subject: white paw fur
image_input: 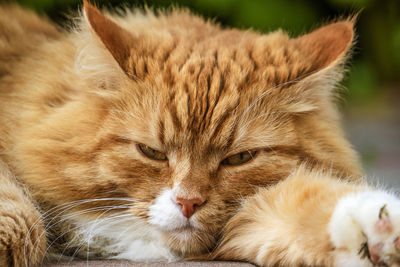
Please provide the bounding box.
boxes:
[329,191,400,267]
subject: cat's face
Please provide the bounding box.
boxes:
[53,33,301,254]
[15,2,360,257]
[87,49,302,253]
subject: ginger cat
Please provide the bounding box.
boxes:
[0,1,399,266]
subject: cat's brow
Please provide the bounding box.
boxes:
[239,70,317,122]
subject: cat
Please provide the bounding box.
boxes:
[0,1,399,266]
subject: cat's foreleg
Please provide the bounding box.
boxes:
[214,166,400,266]
[0,160,46,267]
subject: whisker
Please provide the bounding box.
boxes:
[110,217,148,246]
[26,198,136,264]
[69,214,144,261]
[58,212,134,263]
[239,70,318,122]
[239,110,291,132]
[83,206,136,262]
[41,206,135,264]
[33,202,135,251]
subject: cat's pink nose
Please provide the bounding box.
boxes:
[175,197,204,218]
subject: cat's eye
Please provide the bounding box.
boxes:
[137,144,167,161]
[221,151,257,166]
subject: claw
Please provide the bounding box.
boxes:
[359,242,387,266]
[376,204,393,233]
[379,204,389,220]
[359,242,371,260]
[395,237,400,252]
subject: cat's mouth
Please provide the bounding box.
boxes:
[165,220,199,233]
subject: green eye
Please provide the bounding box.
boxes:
[137,144,167,161]
[221,151,257,166]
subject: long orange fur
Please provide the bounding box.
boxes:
[0,2,366,266]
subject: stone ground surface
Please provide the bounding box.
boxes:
[44,261,256,267]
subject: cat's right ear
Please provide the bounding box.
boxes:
[83,0,135,75]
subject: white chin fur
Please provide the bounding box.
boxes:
[148,189,199,232]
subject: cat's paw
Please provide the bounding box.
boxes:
[0,204,46,267]
[329,191,400,267]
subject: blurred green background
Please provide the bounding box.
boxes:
[6,0,400,107]
[2,0,400,187]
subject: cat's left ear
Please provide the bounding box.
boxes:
[293,19,355,73]
[83,0,135,75]
[279,19,356,113]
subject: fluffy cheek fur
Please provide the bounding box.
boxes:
[13,126,167,215]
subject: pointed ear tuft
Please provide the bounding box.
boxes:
[83,0,135,74]
[294,20,355,72]
[275,20,356,114]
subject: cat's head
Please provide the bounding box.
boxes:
[18,1,361,257]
